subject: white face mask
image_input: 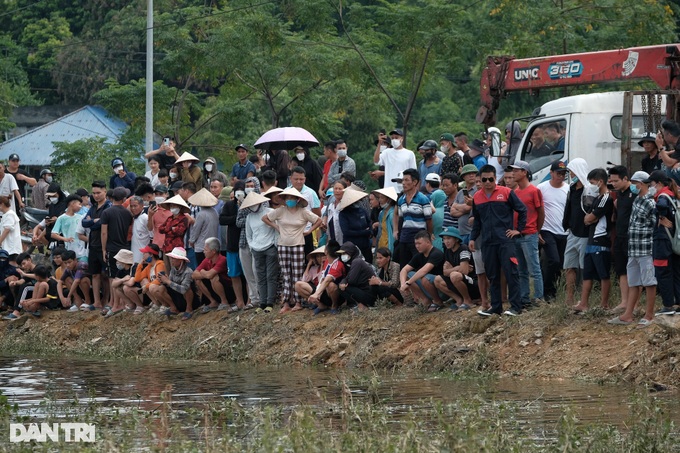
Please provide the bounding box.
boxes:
[113,165,123,174]
[340,254,350,263]
[381,202,389,209]
[49,197,58,204]
[296,152,305,161]
[170,207,180,215]
[204,164,213,172]
[169,172,178,179]
[440,145,449,153]
[116,263,126,270]
[245,187,254,195]
[155,196,166,204]
[648,186,658,197]
[391,139,401,148]
[337,149,347,158]
[249,205,261,213]
[235,190,245,201]
[45,176,53,183]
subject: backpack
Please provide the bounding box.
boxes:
[659,193,680,254]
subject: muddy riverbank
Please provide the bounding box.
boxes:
[1,303,678,388]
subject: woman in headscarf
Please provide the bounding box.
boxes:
[202,156,229,188]
[430,189,447,251]
[338,188,372,262]
[176,152,204,189]
[336,241,374,311]
[291,146,323,195]
[322,180,347,245]
[372,187,397,254]
[236,176,263,309]
[262,187,322,313]
[158,195,190,270]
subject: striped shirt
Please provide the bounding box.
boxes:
[398,191,432,242]
[443,196,458,229]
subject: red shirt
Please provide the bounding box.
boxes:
[323,258,345,281]
[158,215,188,253]
[514,185,543,234]
[321,159,333,191]
[196,254,228,279]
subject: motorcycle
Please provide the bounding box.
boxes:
[21,206,49,245]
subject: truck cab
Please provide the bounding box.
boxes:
[515,91,662,184]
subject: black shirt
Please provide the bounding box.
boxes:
[588,193,614,248]
[641,154,662,174]
[408,247,445,276]
[100,205,133,252]
[444,244,475,276]
[562,184,589,238]
[614,187,635,238]
[8,169,30,198]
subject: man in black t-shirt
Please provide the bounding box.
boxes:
[607,166,635,313]
[434,226,479,310]
[399,230,445,311]
[100,187,133,279]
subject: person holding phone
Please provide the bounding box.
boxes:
[145,136,179,171]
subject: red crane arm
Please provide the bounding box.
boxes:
[477,44,680,126]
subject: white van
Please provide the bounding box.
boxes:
[510,91,664,183]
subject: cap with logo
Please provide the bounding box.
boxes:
[8,154,19,161]
[637,132,657,146]
[506,160,531,172]
[550,161,568,172]
[389,128,404,137]
[440,133,455,142]
[391,171,404,183]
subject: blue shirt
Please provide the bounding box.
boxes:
[231,161,256,181]
[418,159,443,188]
[398,191,432,243]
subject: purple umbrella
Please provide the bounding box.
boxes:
[254,127,319,150]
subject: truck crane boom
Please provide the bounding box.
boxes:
[477,44,680,127]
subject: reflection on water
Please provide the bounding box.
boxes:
[0,355,674,428]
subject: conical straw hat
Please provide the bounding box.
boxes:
[188,188,218,207]
[337,188,368,211]
[279,187,308,208]
[240,192,268,210]
[372,186,398,203]
[160,194,190,211]
[175,152,200,164]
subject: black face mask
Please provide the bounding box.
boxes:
[425,152,434,159]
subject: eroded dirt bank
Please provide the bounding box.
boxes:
[2,304,679,387]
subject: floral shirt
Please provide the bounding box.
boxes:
[159,215,188,253]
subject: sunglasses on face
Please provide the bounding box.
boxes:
[481,177,495,183]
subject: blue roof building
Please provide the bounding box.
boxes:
[0,105,128,166]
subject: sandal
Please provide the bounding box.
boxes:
[133,307,145,315]
[243,303,255,311]
[228,305,240,313]
[201,305,216,314]
[104,309,123,318]
[181,312,192,321]
[636,318,653,329]
[264,306,273,313]
[428,303,443,313]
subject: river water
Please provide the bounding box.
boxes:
[0,355,675,431]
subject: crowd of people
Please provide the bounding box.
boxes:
[1,118,680,327]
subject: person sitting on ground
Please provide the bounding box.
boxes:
[400,230,446,312]
[303,240,344,315]
[127,244,165,311]
[3,252,37,320]
[338,188,373,262]
[336,241,374,311]
[149,246,195,320]
[369,247,403,306]
[58,250,93,312]
[16,265,60,317]
[104,249,136,317]
[434,226,479,310]
[192,237,235,313]
[296,246,326,308]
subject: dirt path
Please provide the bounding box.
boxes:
[2,304,679,387]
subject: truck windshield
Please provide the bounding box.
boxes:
[521,119,567,174]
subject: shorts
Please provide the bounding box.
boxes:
[88,247,106,274]
[563,233,588,270]
[407,271,441,301]
[306,282,332,306]
[41,298,61,310]
[613,236,629,276]
[583,248,611,281]
[227,252,243,277]
[472,249,485,274]
[445,273,481,299]
[626,256,657,287]
[106,252,119,279]
[167,284,194,312]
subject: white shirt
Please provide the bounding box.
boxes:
[0,209,22,255]
[537,180,569,235]
[0,174,19,212]
[131,213,153,263]
[296,185,321,232]
[145,170,160,188]
[378,147,417,191]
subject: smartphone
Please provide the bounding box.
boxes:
[462,189,469,197]
[163,137,170,146]
[149,200,156,209]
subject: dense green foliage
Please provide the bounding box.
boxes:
[1,0,679,183]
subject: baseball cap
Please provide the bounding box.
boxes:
[637,132,657,146]
[630,171,650,183]
[550,161,568,172]
[425,173,441,183]
[75,188,89,197]
[643,170,669,184]
[170,181,184,192]
[389,128,404,137]
[440,133,455,142]
[506,160,531,172]
[111,158,124,167]
[391,171,404,183]
[235,144,249,152]
[154,184,169,193]
[8,154,19,161]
